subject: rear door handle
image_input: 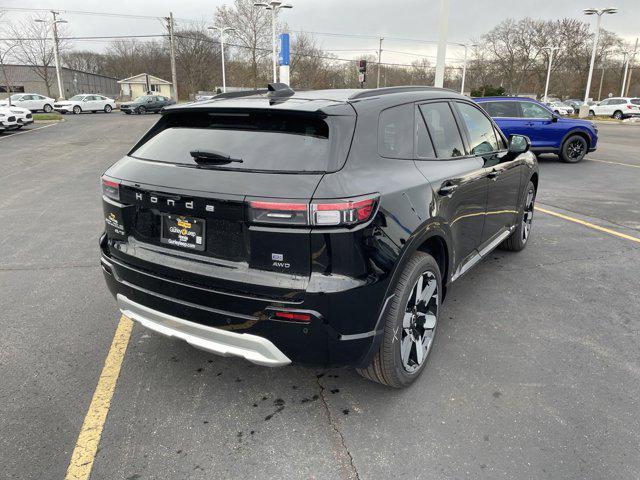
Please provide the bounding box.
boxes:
[486,169,501,180]
[438,182,458,196]
[524,122,535,126]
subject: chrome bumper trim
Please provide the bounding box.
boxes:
[117,294,291,367]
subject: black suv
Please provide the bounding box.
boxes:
[100,85,538,388]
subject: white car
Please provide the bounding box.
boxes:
[0,93,56,112]
[54,94,116,114]
[0,107,19,132]
[546,102,574,116]
[7,106,34,129]
[589,97,640,119]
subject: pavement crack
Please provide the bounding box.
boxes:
[315,374,360,480]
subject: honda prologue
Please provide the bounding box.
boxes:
[100,85,538,387]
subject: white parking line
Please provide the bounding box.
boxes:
[0,123,57,140]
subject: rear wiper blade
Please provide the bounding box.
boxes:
[189,150,243,164]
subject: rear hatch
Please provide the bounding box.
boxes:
[102,106,356,297]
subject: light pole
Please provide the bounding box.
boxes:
[35,12,67,100]
[581,7,617,116]
[542,46,560,103]
[208,26,235,93]
[459,43,477,95]
[434,0,450,88]
[376,37,384,88]
[620,49,630,97]
[253,1,293,83]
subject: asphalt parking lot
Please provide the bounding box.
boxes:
[1,114,639,480]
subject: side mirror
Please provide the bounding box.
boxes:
[551,114,559,123]
[508,134,530,154]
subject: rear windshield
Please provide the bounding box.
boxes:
[131,110,355,173]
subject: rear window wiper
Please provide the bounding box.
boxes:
[189,150,243,164]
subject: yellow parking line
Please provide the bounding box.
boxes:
[587,159,640,169]
[65,315,133,480]
[536,207,640,245]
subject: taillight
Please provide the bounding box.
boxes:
[248,194,378,227]
[311,198,376,226]
[101,176,120,201]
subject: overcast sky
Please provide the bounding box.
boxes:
[2,0,638,65]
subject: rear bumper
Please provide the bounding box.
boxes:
[118,294,291,366]
[100,235,390,367]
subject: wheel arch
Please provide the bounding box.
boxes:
[561,128,591,150]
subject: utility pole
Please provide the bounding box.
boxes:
[168,12,178,100]
[434,0,450,88]
[376,37,383,88]
[51,11,65,100]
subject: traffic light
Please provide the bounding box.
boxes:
[358,60,367,73]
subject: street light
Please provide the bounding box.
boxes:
[542,46,560,103]
[581,7,617,116]
[35,12,67,100]
[254,1,293,83]
[620,49,630,97]
[459,42,477,95]
[208,26,235,93]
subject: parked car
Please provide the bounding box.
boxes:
[5,106,34,129]
[564,99,583,110]
[588,97,640,119]
[120,95,175,114]
[100,85,539,388]
[0,93,55,112]
[475,96,597,163]
[546,101,574,115]
[0,107,18,132]
[54,94,116,114]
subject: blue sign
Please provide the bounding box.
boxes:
[279,33,290,66]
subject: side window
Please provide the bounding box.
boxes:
[378,103,414,159]
[418,102,465,159]
[456,102,499,155]
[415,107,435,158]
[480,101,519,118]
[520,101,551,119]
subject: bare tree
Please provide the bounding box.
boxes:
[174,25,221,95]
[215,0,273,88]
[8,14,68,97]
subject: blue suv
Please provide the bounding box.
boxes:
[474,97,598,163]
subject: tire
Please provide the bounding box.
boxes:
[43,104,53,113]
[560,134,588,163]
[104,104,112,113]
[499,180,536,252]
[588,110,595,117]
[124,111,131,115]
[137,106,145,115]
[357,252,441,388]
[613,110,623,120]
[73,105,81,115]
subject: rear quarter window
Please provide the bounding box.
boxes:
[378,103,414,159]
[131,110,355,173]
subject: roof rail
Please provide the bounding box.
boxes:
[348,86,456,100]
[213,89,268,99]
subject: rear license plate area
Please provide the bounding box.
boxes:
[161,214,205,251]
